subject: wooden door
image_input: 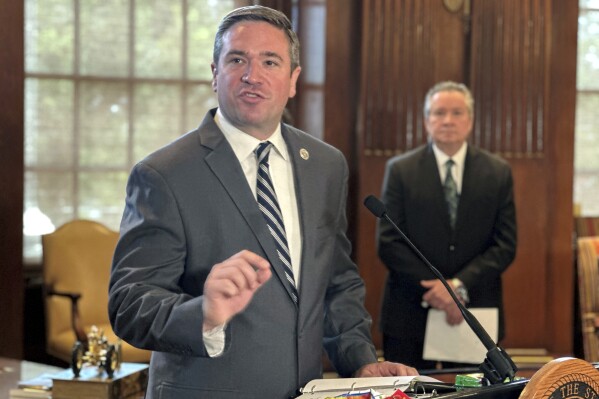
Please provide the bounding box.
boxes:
[352,0,577,355]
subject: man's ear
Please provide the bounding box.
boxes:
[211,63,217,92]
[288,66,302,98]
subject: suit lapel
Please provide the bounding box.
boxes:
[199,113,298,304]
[198,115,290,299]
[456,146,478,230]
[280,127,319,304]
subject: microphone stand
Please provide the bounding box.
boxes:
[364,195,518,384]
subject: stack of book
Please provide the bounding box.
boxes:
[10,363,148,399]
[506,348,555,368]
[9,387,51,399]
[9,371,53,399]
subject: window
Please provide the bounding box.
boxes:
[24,0,250,263]
[576,0,599,216]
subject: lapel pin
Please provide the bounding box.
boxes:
[300,148,309,160]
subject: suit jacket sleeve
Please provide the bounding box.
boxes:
[321,154,378,376]
[108,161,210,357]
[377,156,436,293]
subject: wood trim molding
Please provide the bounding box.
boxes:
[0,0,24,358]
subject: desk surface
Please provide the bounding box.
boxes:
[0,357,546,399]
[0,358,145,399]
[425,366,540,383]
[0,357,64,399]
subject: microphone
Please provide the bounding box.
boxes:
[364,195,517,384]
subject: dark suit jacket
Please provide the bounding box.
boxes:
[108,109,378,399]
[377,143,517,361]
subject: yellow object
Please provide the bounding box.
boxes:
[42,220,151,364]
[577,236,599,363]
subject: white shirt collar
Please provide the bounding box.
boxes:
[214,108,288,162]
[432,142,468,169]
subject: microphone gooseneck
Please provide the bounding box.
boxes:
[363,195,517,384]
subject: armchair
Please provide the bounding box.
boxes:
[577,236,599,362]
[42,220,150,364]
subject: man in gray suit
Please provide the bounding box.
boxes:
[108,5,416,399]
[377,81,517,370]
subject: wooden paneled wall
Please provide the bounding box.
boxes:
[331,0,577,355]
[0,0,24,359]
[360,0,465,155]
[469,0,549,156]
[0,0,579,360]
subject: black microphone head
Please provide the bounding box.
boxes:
[364,195,387,218]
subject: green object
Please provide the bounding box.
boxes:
[455,373,485,389]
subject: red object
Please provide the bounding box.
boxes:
[385,389,412,399]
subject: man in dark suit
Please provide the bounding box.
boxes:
[108,5,416,399]
[377,81,517,370]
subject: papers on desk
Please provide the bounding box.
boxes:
[9,388,51,399]
[7,361,65,399]
[423,308,498,364]
[296,375,441,398]
[10,363,148,399]
[9,372,54,398]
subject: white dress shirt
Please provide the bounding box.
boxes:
[432,142,468,291]
[432,142,467,194]
[203,109,303,356]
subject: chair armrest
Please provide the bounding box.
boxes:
[46,287,87,343]
[47,288,81,301]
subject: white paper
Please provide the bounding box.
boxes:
[296,375,441,398]
[423,308,498,364]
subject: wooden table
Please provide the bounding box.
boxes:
[0,357,64,398]
[425,365,540,383]
[0,358,146,398]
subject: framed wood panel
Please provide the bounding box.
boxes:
[351,0,576,355]
[0,0,24,359]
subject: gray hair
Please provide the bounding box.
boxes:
[213,5,301,73]
[424,81,474,117]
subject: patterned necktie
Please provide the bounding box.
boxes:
[255,142,298,303]
[444,159,459,229]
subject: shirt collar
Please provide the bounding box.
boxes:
[215,108,288,162]
[432,142,467,169]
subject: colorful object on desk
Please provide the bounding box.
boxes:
[325,389,382,398]
[71,325,121,378]
[455,373,486,389]
[455,371,528,390]
[386,388,412,399]
[324,388,412,399]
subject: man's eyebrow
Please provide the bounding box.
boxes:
[225,49,284,62]
[261,51,284,61]
[225,49,247,57]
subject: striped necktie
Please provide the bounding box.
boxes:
[444,159,459,229]
[255,141,298,303]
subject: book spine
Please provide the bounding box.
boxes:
[52,381,109,399]
[111,369,149,398]
[52,369,148,399]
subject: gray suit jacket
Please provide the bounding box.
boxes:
[108,109,377,399]
[377,144,517,361]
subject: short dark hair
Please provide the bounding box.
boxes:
[424,81,474,117]
[213,5,300,72]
